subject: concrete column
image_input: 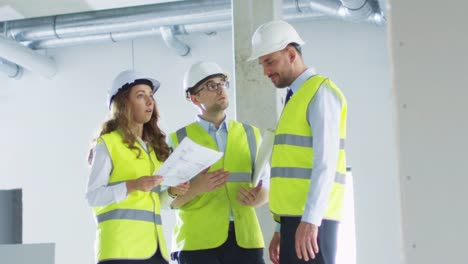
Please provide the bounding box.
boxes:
[232,0,283,131]
[232,1,282,262]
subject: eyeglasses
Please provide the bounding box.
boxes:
[192,81,229,95]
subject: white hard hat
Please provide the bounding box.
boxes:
[248,20,305,61]
[183,61,228,94]
[108,70,160,109]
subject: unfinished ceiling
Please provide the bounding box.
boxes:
[0,0,386,79]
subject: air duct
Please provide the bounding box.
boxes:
[6,0,232,42]
[23,21,232,50]
[2,0,384,51]
[0,35,56,79]
[309,0,385,25]
[14,0,325,50]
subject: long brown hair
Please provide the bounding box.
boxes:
[93,81,171,162]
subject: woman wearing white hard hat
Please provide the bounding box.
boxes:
[86,70,189,264]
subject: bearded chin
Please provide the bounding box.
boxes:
[274,80,289,88]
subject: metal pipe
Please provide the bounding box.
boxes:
[22,11,321,50]
[309,0,385,25]
[7,0,232,42]
[0,35,56,79]
[4,0,384,52]
[24,21,231,50]
[0,57,23,79]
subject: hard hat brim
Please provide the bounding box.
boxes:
[247,40,305,61]
[186,73,228,93]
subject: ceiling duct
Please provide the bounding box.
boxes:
[0,0,384,79]
[309,0,385,25]
[2,0,384,51]
[0,35,56,79]
[6,0,232,42]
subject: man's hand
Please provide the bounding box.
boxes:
[126,175,163,193]
[169,181,190,196]
[269,231,280,264]
[191,168,230,194]
[295,221,319,261]
[170,168,229,208]
[237,180,263,206]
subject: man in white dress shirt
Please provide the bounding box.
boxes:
[249,20,348,264]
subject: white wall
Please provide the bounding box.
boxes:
[390,0,468,263]
[0,19,400,264]
[0,31,235,264]
[293,20,401,264]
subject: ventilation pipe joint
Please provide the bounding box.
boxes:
[160,26,190,57]
[309,0,385,26]
[0,57,23,79]
[0,35,57,79]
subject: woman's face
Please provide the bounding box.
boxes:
[127,84,154,125]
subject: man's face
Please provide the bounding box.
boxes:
[258,48,295,88]
[190,76,229,113]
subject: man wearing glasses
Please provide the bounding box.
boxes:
[168,61,269,264]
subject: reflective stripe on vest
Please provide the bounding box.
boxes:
[97,209,162,224]
[274,134,346,149]
[242,123,257,172]
[109,181,161,194]
[170,121,265,251]
[271,167,346,184]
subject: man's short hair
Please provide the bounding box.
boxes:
[289,43,302,56]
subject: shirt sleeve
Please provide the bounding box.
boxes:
[159,185,177,209]
[85,142,128,207]
[258,162,271,189]
[301,82,342,225]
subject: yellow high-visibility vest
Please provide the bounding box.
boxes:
[169,121,264,251]
[93,130,169,261]
[270,75,347,221]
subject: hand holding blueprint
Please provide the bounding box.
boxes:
[156,137,223,186]
[252,128,275,186]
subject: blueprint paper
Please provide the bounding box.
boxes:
[156,137,223,186]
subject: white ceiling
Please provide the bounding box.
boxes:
[0,0,181,21]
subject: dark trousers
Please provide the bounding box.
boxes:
[280,217,338,264]
[98,249,168,264]
[173,222,265,264]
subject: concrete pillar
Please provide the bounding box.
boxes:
[232,0,283,131]
[232,1,283,261]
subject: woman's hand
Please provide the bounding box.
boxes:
[126,175,163,193]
